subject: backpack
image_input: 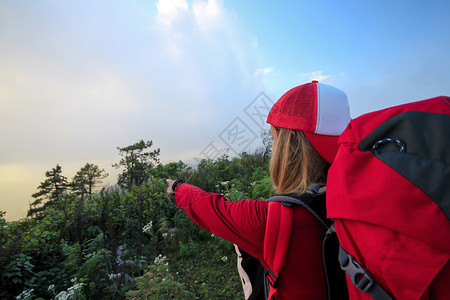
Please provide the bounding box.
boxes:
[236,187,349,300]
[235,245,267,300]
[327,96,450,299]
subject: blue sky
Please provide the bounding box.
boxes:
[1,0,449,220]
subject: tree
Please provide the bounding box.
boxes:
[150,161,189,180]
[28,164,68,217]
[113,140,160,190]
[71,163,108,199]
[256,129,272,160]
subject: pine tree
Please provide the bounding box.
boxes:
[28,164,68,217]
[113,140,160,191]
[71,163,108,199]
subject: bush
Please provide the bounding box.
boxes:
[126,255,194,300]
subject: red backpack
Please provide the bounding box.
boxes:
[264,189,348,300]
[327,96,450,299]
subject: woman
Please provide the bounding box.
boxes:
[167,81,350,299]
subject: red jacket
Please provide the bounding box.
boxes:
[175,183,328,299]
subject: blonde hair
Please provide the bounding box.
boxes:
[270,127,329,194]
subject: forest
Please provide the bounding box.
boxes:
[1,135,274,299]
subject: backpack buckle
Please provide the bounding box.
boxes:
[326,223,336,236]
[266,269,279,289]
[338,247,374,293]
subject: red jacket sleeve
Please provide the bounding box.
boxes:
[174,183,268,260]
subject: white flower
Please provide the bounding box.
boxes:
[108,273,121,280]
[154,254,166,264]
[54,282,83,300]
[55,291,68,300]
[142,221,153,233]
[221,256,228,262]
[16,289,34,300]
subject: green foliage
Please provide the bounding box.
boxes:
[29,164,68,218]
[71,163,108,198]
[188,152,271,199]
[2,138,273,299]
[126,255,194,300]
[150,161,190,180]
[77,250,111,298]
[4,253,34,286]
[171,235,242,299]
[61,241,82,277]
[0,210,6,232]
[113,140,160,191]
[252,175,275,199]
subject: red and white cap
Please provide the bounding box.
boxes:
[267,81,351,163]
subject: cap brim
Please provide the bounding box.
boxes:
[304,132,340,164]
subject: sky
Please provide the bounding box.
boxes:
[1,0,449,221]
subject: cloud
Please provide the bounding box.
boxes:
[254,67,273,78]
[193,0,222,29]
[148,0,264,136]
[156,0,189,26]
[0,0,265,220]
[0,0,264,162]
[298,70,331,83]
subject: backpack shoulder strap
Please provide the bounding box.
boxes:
[263,189,326,299]
[263,201,293,299]
[337,241,393,300]
[268,195,328,229]
[268,186,328,228]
